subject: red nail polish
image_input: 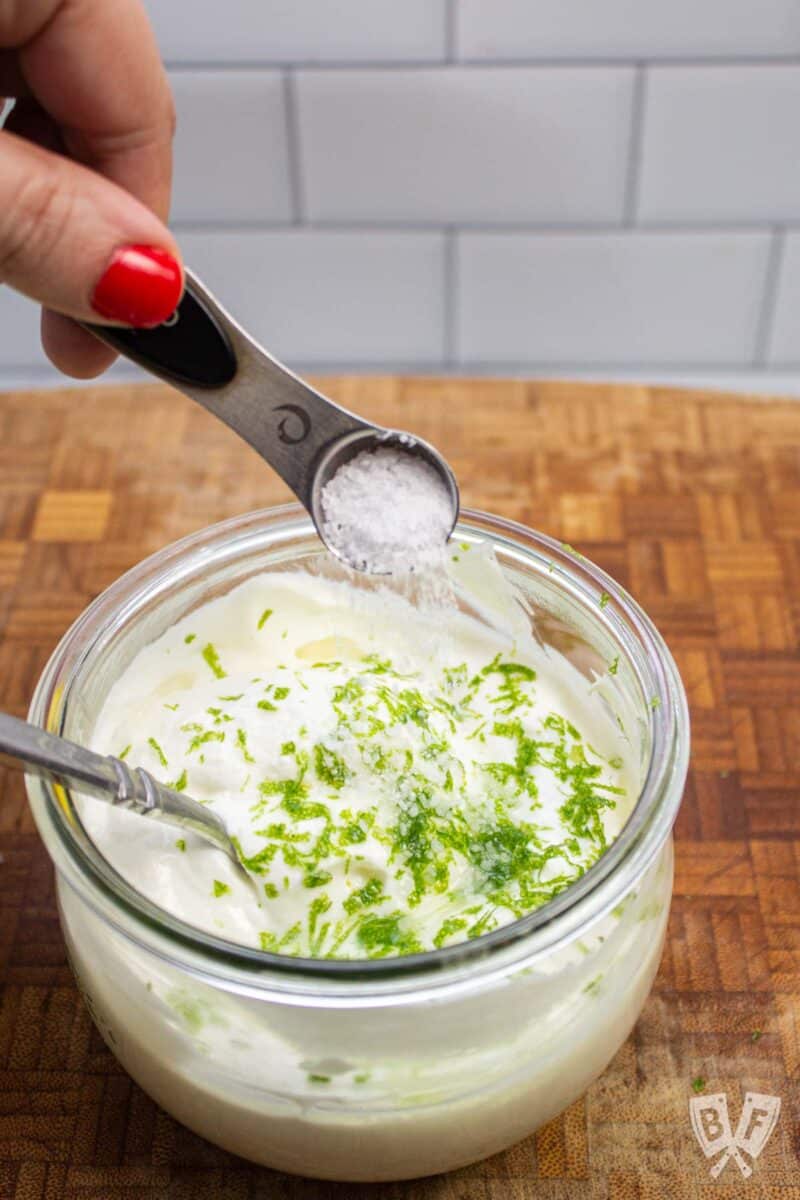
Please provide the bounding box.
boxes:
[91,244,182,327]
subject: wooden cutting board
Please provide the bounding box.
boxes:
[0,377,798,1199]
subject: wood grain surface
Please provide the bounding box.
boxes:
[0,377,798,1199]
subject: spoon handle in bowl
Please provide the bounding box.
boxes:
[0,711,234,858]
[0,709,129,798]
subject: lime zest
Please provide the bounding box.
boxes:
[147,737,168,768]
[202,642,226,679]
[236,728,255,764]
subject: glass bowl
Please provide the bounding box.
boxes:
[26,505,689,1182]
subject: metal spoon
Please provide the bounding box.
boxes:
[84,270,459,571]
[0,710,242,866]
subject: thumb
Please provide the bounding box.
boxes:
[0,128,183,327]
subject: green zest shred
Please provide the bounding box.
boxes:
[147,737,168,768]
[202,642,227,679]
[236,728,255,764]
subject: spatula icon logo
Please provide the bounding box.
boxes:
[689,1091,781,1178]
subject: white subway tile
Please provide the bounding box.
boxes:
[456,232,769,364]
[176,231,444,362]
[145,1,445,63]
[767,234,800,364]
[0,368,90,390]
[0,289,146,378]
[296,67,634,223]
[639,66,800,222]
[0,287,45,368]
[457,0,800,59]
[169,71,291,223]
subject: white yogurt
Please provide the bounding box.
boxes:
[84,559,633,958]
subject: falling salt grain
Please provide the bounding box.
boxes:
[320,447,453,574]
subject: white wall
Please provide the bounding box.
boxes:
[2,0,800,391]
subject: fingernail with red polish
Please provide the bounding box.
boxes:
[91,245,182,327]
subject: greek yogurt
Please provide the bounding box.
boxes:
[84,551,634,958]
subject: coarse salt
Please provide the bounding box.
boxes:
[320,446,453,574]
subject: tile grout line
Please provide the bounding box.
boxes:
[164,54,800,71]
[415,359,800,373]
[7,363,800,383]
[444,0,458,63]
[443,228,457,366]
[282,69,306,224]
[170,218,790,235]
[622,65,647,226]
[752,227,787,366]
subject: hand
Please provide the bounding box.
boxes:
[0,0,183,378]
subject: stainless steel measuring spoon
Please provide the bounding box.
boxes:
[0,710,243,866]
[85,270,459,571]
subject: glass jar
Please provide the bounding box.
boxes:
[26,506,689,1182]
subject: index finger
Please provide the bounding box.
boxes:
[2,0,174,220]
